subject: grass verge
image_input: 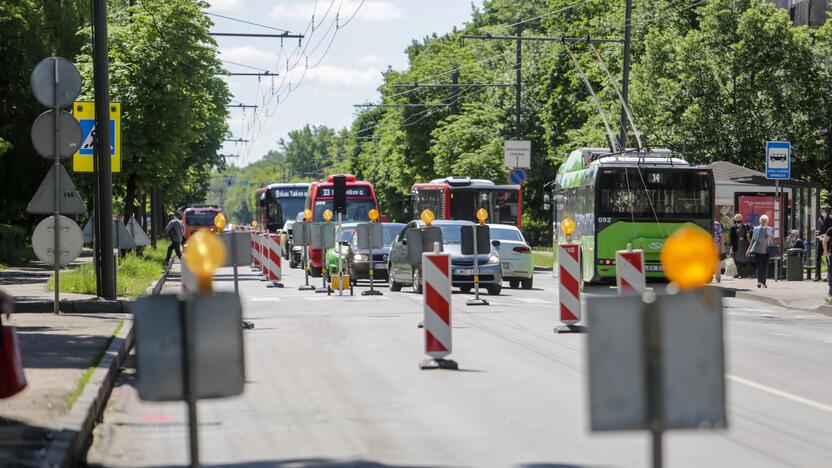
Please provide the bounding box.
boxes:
[66,320,125,409]
[49,240,171,298]
[532,252,554,269]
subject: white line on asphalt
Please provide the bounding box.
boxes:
[517,298,551,304]
[303,296,390,301]
[768,332,793,337]
[248,297,281,302]
[727,374,832,414]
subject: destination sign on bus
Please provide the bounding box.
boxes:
[272,189,308,198]
[317,186,372,198]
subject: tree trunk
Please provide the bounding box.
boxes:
[124,174,137,223]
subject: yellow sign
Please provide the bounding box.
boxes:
[368,208,379,222]
[420,209,435,226]
[184,231,227,293]
[561,217,575,236]
[213,213,227,231]
[304,209,313,221]
[323,209,333,222]
[251,220,258,228]
[660,226,718,289]
[72,101,121,173]
[476,208,488,225]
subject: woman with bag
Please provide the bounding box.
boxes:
[730,214,752,278]
[747,215,774,289]
[0,289,27,398]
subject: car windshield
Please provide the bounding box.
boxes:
[339,228,356,242]
[350,224,402,248]
[489,228,524,242]
[436,224,465,244]
[186,213,217,226]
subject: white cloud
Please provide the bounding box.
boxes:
[219,46,277,71]
[207,0,245,13]
[271,1,401,22]
[356,54,387,66]
[281,64,382,89]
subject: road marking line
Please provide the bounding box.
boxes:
[727,374,832,414]
[768,332,792,337]
[517,298,550,304]
[248,297,281,302]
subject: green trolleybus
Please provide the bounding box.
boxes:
[549,148,714,283]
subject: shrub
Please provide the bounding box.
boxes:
[0,224,25,262]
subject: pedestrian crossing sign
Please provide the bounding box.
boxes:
[72,101,121,172]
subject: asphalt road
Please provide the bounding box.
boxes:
[87,265,832,468]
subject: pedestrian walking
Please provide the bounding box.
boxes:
[822,224,832,298]
[730,214,752,278]
[747,215,774,288]
[163,212,184,264]
[713,218,724,283]
[815,205,832,281]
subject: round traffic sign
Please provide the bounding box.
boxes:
[30,57,82,109]
[32,215,83,267]
[30,110,83,159]
[508,167,527,185]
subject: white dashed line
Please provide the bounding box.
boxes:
[727,375,832,414]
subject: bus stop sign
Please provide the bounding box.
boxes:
[766,141,790,180]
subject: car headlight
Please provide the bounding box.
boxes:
[354,254,368,262]
[488,254,500,264]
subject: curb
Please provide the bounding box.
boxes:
[707,285,832,318]
[14,300,127,314]
[534,265,553,272]
[145,259,173,296]
[41,318,134,468]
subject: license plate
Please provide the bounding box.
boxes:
[645,264,664,272]
[456,268,473,276]
[374,263,386,269]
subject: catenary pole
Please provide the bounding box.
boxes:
[620,0,633,147]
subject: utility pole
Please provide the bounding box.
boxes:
[93,0,115,299]
[461,33,624,142]
[620,0,633,148]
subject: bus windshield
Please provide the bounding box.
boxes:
[185,213,217,226]
[273,197,305,225]
[313,199,376,222]
[599,168,711,218]
[449,189,519,225]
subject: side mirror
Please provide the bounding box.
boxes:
[401,239,407,245]
[491,240,501,247]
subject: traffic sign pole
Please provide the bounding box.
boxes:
[52,58,61,314]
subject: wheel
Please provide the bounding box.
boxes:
[509,280,519,289]
[389,263,402,291]
[289,259,298,269]
[487,285,502,296]
[310,266,322,278]
[459,286,472,294]
[412,267,423,294]
[521,278,533,290]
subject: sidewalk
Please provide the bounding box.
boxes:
[0,311,129,466]
[709,275,832,314]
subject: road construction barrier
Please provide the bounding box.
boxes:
[616,249,645,295]
[251,231,260,271]
[557,243,583,332]
[420,251,457,369]
[266,233,283,287]
[258,233,268,281]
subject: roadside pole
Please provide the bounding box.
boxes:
[466,208,490,306]
[51,58,61,315]
[362,209,383,296]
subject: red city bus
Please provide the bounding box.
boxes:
[409,177,522,227]
[304,174,378,276]
[182,205,223,239]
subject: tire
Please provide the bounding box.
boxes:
[389,263,402,291]
[509,280,519,289]
[521,278,533,290]
[487,285,502,296]
[310,266,322,278]
[412,267,423,294]
[459,286,472,294]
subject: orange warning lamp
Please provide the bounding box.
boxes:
[213,213,227,231]
[561,217,575,236]
[368,209,379,223]
[303,209,313,221]
[184,231,227,293]
[323,209,333,223]
[660,226,718,289]
[251,219,258,229]
[420,209,435,227]
[476,208,488,225]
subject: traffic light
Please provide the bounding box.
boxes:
[333,175,347,215]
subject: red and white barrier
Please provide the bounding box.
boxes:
[265,233,283,287]
[616,249,645,295]
[557,243,583,333]
[258,233,268,281]
[420,252,457,369]
[251,231,261,271]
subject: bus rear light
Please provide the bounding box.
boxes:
[513,246,530,253]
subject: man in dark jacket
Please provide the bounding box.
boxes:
[815,205,832,281]
[729,214,751,278]
[163,212,184,263]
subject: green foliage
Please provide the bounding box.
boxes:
[0,224,25,262]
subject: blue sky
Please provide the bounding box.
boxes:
[206,0,484,166]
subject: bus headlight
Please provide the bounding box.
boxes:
[354,254,369,262]
[488,254,500,264]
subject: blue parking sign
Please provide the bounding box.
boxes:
[765,141,790,180]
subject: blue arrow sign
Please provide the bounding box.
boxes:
[508,167,527,185]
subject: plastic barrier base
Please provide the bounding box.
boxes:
[419,358,458,370]
[555,324,586,334]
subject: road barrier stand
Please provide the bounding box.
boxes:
[250,230,260,271]
[258,232,268,282]
[616,248,646,295]
[266,233,284,288]
[556,242,585,333]
[419,249,457,370]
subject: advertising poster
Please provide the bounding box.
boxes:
[735,193,787,242]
